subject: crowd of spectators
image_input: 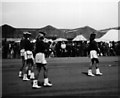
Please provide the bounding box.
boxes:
[2,39,120,59]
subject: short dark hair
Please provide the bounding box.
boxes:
[90,33,96,41]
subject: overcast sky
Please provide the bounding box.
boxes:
[1,0,119,30]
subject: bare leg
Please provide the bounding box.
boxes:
[42,64,52,86]
[88,59,95,76]
[32,63,41,88]
[95,63,99,69]
[20,56,25,71]
[34,63,42,80]
[42,64,48,78]
[19,56,25,77]
[22,60,30,80]
[95,59,102,75]
[89,62,93,70]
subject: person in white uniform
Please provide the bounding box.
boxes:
[20,32,35,81]
[19,35,26,78]
[19,32,34,80]
[87,33,103,76]
[32,31,52,88]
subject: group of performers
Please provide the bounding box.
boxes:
[18,31,52,89]
[18,31,102,89]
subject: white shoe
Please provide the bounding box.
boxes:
[23,74,30,81]
[96,68,103,76]
[19,71,22,77]
[32,80,41,89]
[23,77,30,81]
[32,84,41,88]
[88,70,95,76]
[44,78,52,87]
[96,72,103,75]
[30,72,35,79]
[44,82,52,87]
[88,73,95,76]
[28,70,31,76]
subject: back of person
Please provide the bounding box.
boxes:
[35,40,48,54]
[24,38,32,51]
[88,40,99,54]
[32,31,52,88]
[87,33,103,77]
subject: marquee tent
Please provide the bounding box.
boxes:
[31,38,53,43]
[72,35,87,41]
[54,38,68,42]
[95,30,119,42]
[7,38,21,42]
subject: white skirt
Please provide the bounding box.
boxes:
[20,49,25,56]
[24,50,34,60]
[35,53,47,64]
[90,50,98,59]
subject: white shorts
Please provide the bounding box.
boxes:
[90,50,98,59]
[35,53,47,64]
[20,49,25,56]
[24,50,34,60]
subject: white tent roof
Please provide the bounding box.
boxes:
[7,38,21,42]
[54,38,68,42]
[72,35,87,41]
[96,30,119,42]
[95,38,108,42]
[31,38,53,43]
[44,38,53,43]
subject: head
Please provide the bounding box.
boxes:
[89,33,96,41]
[37,31,46,40]
[23,32,31,39]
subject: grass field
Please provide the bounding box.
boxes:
[1,56,119,97]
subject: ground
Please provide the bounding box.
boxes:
[1,56,119,97]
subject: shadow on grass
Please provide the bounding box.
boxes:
[81,72,89,76]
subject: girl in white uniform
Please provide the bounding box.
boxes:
[87,33,103,76]
[32,32,52,88]
[19,32,34,80]
[20,32,35,81]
